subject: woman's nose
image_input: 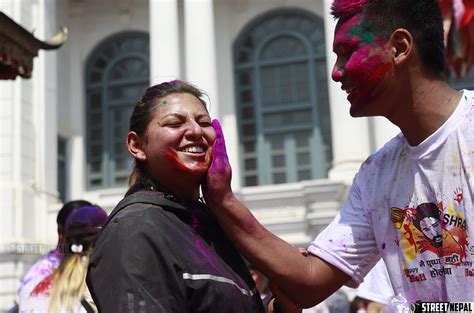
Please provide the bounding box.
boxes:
[185,120,203,138]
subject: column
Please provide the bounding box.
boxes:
[149,0,181,85]
[183,0,219,119]
[323,0,371,185]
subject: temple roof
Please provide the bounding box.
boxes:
[0,11,67,80]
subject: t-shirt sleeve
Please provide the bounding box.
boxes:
[87,208,187,313]
[307,172,380,288]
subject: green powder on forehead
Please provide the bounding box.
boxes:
[350,23,375,44]
[156,100,168,109]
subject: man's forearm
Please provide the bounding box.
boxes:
[209,194,350,307]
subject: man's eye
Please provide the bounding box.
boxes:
[199,121,212,127]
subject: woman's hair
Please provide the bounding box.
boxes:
[48,205,107,313]
[128,80,209,186]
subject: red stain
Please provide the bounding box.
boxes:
[367,62,391,87]
[164,149,209,174]
[30,272,54,296]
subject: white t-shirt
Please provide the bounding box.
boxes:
[356,260,395,304]
[309,90,474,302]
[18,250,61,312]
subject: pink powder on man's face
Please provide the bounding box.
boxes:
[334,18,392,113]
[346,45,391,87]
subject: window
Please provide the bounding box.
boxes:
[234,9,332,186]
[85,32,150,189]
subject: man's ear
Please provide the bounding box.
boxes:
[389,28,413,65]
[127,131,147,161]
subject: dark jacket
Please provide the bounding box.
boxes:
[86,190,265,313]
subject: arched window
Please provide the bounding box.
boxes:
[234,9,332,187]
[85,32,149,189]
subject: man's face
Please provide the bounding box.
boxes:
[331,14,394,117]
[420,217,443,247]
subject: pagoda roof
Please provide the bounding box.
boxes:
[0,11,67,80]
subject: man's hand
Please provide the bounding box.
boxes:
[203,119,233,206]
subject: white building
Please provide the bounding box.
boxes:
[0,0,473,310]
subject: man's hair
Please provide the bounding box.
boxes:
[331,0,445,76]
[413,202,441,231]
[56,200,93,234]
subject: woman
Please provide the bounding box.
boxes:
[86,80,267,313]
[23,204,107,313]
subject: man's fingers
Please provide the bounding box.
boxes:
[212,119,223,140]
[211,119,229,160]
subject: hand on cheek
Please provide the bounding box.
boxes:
[203,119,233,204]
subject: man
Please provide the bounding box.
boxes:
[18,200,92,310]
[204,0,473,308]
[411,202,466,261]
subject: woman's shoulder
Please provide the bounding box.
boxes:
[105,191,192,229]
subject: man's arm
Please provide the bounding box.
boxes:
[204,120,351,308]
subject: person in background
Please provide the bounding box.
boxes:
[48,205,107,313]
[353,260,395,312]
[248,261,272,310]
[18,200,93,312]
[19,203,107,312]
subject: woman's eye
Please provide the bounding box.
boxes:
[199,121,212,127]
[164,121,183,127]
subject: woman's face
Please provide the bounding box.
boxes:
[141,92,216,179]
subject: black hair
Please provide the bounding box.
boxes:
[413,202,441,231]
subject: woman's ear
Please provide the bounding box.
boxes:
[127,131,147,161]
[389,28,413,65]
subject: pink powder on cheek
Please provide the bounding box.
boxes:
[346,45,391,91]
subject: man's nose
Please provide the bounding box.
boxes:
[332,64,343,82]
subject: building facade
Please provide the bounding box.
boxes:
[0,0,473,310]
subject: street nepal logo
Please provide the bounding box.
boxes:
[410,302,474,312]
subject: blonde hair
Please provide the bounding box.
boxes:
[48,252,90,313]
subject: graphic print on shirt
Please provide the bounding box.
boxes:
[390,189,471,283]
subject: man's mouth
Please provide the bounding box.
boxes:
[343,87,355,94]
